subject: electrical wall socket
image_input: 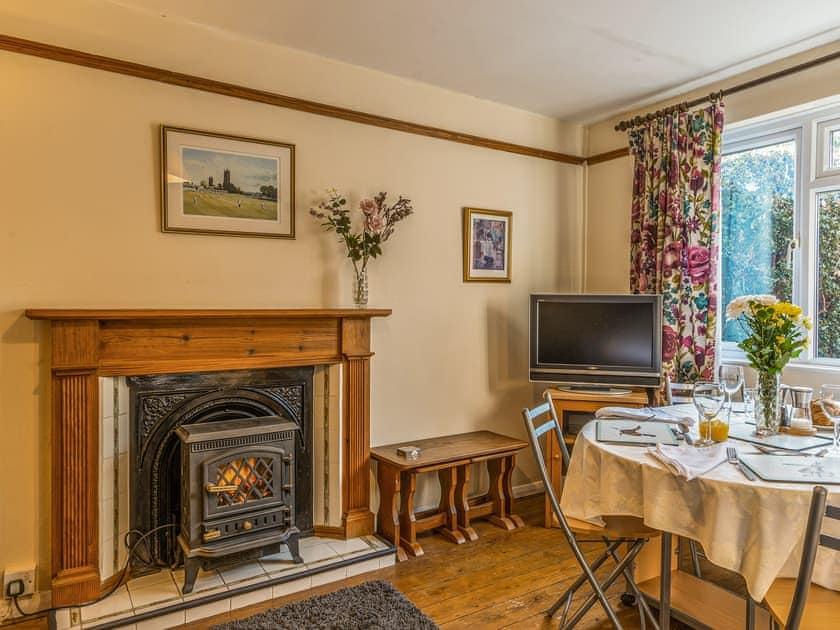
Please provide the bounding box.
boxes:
[3,568,36,598]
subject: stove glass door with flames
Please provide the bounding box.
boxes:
[201,447,293,533]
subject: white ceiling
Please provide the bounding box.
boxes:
[108,0,840,121]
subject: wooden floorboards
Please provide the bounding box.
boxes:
[2,494,747,629]
[181,494,699,629]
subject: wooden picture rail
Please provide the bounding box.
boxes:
[0,34,584,165]
[586,147,631,165]
[25,308,390,606]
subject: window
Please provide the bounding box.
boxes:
[817,190,840,358]
[831,130,840,170]
[721,138,796,343]
[817,119,840,177]
[721,103,840,363]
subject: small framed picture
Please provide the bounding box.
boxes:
[463,207,512,282]
[161,125,295,238]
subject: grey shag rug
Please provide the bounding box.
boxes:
[211,579,439,629]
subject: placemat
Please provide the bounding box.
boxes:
[739,453,840,484]
[595,420,679,446]
[728,422,829,451]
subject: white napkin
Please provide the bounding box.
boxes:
[595,406,695,426]
[648,443,727,480]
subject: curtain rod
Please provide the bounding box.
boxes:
[614,47,840,132]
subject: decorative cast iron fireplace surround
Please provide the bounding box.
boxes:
[25,308,391,606]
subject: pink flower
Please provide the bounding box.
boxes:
[360,198,376,215]
[686,245,710,283]
[689,168,705,193]
[365,214,385,235]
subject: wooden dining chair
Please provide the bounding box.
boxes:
[762,486,840,630]
[521,391,660,629]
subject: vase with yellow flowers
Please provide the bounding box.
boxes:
[726,295,812,435]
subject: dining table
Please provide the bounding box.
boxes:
[559,405,840,629]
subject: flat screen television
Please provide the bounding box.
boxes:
[529,294,662,392]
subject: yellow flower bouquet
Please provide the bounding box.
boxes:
[726,294,811,434]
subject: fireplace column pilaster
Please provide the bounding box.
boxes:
[340,317,375,538]
[50,320,101,605]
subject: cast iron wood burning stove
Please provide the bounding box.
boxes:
[176,416,303,593]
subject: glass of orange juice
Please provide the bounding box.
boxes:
[698,416,730,442]
[693,382,725,447]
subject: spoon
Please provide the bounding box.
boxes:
[678,423,694,445]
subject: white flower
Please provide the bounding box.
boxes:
[725,294,779,320]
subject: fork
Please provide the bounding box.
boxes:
[727,446,757,481]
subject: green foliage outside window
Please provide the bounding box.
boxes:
[818,191,840,358]
[721,143,794,342]
[722,141,840,358]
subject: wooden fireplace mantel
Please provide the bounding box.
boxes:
[25,308,391,606]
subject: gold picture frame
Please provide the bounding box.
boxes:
[462,207,512,282]
[161,125,295,238]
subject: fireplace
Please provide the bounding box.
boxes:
[177,416,303,593]
[128,368,313,571]
[25,308,390,605]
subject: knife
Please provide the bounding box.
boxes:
[737,461,757,481]
[678,423,694,445]
[727,447,757,481]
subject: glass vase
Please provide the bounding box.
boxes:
[353,267,368,308]
[755,370,781,436]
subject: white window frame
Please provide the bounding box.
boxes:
[720,98,840,369]
[815,118,840,178]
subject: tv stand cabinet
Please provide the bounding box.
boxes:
[543,387,649,528]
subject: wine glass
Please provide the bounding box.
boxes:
[719,365,745,423]
[693,382,726,447]
[818,384,840,458]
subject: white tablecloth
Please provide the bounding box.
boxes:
[560,413,840,601]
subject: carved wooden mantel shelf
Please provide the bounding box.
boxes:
[25,308,391,606]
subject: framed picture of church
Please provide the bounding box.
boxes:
[462,207,512,282]
[160,126,295,238]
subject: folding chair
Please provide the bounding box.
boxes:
[522,391,660,629]
[762,486,840,630]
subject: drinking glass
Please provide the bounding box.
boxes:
[693,382,726,447]
[743,387,757,422]
[718,365,744,423]
[818,384,840,458]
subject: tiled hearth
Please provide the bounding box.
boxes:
[57,535,394,630]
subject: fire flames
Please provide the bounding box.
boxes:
[216,457,272,505]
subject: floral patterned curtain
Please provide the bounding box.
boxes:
[629,102,725,383]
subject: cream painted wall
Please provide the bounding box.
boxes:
[583,43,840,388]
[0,5,584,587]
